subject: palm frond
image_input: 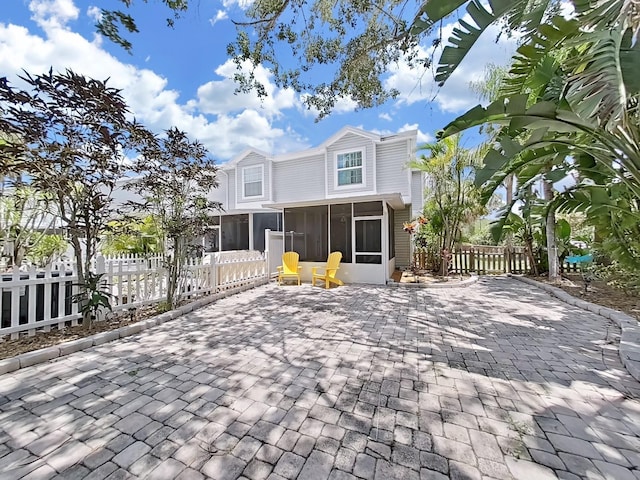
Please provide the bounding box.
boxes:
[501,17,578,98]
[564,26,635,131]
[412,0,551,84]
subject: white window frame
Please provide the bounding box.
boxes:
[242,164,264,199]
[335,149,365,189]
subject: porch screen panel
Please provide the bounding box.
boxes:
[203,216,221,252]
[330,203,352,263]
[253,213,282,252]
[354,201,383,216]
[204,229,220,252]
[221,214,249,250]
[284,206,328,262]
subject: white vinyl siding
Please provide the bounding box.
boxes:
[243,165,263,198]
[227,170,236,210]
[207,181,226,206]
[273,154,325,203]
[394,206,411,268]
[377,141,410,196]
[411,171,424,216]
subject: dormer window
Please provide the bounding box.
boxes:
[243,165,263,198]
[337,150,363,186]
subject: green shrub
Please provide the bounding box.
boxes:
[590,262,640,296]
[27,234,68,266]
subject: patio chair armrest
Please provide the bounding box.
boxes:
[277,266,283,272]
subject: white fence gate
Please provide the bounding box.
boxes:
[265,229,284,277]
[0,251,267,340]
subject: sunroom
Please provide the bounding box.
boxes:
[265,195,410,285]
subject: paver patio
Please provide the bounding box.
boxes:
[1,276,639,480]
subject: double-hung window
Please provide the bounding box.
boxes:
[336,151,363,186]
[243,165,263,198]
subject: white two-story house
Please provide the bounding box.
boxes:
[206,126,424,285]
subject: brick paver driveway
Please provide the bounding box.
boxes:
[1,277,640,480]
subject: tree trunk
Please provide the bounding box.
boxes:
[504,174,515,272]
[543,180,560,283]
[70,233,92,329]
[167,252,177,309]
[13,245,25,267]
[167,236,183,309]
[505,174,514,204]
[524,235,538,276]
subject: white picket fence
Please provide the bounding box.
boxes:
[0,251,267,340]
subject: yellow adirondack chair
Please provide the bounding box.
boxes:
[277,251,302,285]
[312,251,344,289]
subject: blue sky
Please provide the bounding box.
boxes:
[1,0,518,164]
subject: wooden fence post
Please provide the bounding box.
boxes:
[505,247,511,274]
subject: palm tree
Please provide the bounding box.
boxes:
[410,135,487,273]
[102,215,164,256]
[413,0,640,272]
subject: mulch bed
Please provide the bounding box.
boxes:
[0,305,158,361]
[391,269,471,285]
[533,273,640,322]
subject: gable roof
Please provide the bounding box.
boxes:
[322,126,380,146]
[223,147,271,169]
[220,126,417,169]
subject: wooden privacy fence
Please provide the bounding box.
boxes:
[0,251,267,340]
[413,245,579,275]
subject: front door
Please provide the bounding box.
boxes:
[352,216,385,284]
[354,218,383,264]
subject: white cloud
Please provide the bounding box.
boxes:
[0,0,306,161]
[222,0,254,10]
[560,1,576,19]
[333,97,359,114]
[385,46,437,106]
[379,112,392,122]
[209,10,228,26]
[86,5,101,22]
[399,123,433,145]
[385,20,518,114]
[298,93,358,118]
[176,110,309,160]
[196,60,297,119]
[29,0,78,30]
